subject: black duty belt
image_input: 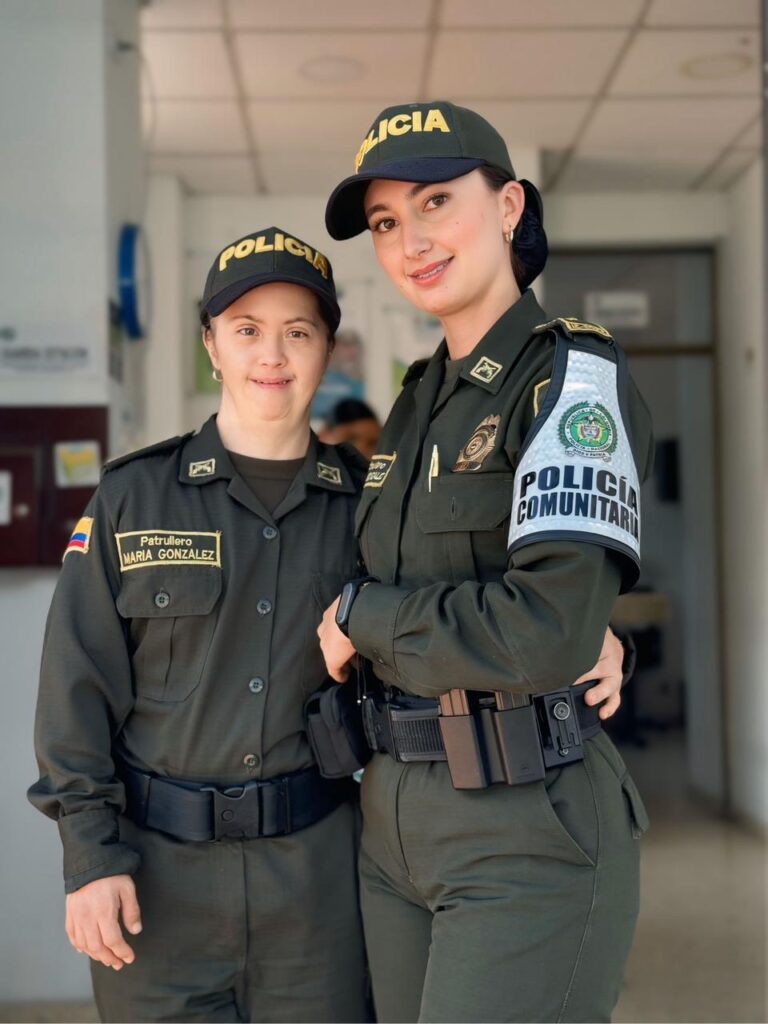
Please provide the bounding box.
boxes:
[362,680,602,789]
[118,762,355,842]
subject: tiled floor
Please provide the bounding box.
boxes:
[2,733,765,1023]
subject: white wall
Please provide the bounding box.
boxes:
[717,159,768,829]
[0,0,143,1002]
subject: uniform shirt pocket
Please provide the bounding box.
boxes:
[413,472,515,582]
[117,569,223,702]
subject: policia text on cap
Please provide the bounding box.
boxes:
[27,227,374,1022]
[318,101,653,1023]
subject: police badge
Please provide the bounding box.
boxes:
[453,415,501,472]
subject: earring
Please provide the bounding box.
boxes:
[505,226,515,245]
[211,368,223,383]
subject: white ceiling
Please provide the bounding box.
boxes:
[140,0,763,197]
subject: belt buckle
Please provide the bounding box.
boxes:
[203,782,262,840]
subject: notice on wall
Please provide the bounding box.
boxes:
[0,323,93,375]
[0,471,11,526]
[54,442,102,488]
[584,291,650,330]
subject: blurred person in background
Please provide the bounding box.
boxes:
[320,397,381,460]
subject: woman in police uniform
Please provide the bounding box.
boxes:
[318,103,653,1023]
[28,228,370,1023]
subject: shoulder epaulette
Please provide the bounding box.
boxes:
[533,317,613,343]
[336,443,370,485]
[102,433,192,477]
[401,358,430,387]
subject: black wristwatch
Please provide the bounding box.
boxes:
[335,576,379,637]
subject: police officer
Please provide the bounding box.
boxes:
[318,102,653,1023]
[29,227,369,1023]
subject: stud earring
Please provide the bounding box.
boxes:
[211,368,223,383]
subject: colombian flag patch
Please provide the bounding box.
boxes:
[64,516,94,559]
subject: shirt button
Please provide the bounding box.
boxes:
[243,753,259,768]
[154,591,170,609]
[248,677,265,694]
[262,525,278,540]
[257,599,273,615]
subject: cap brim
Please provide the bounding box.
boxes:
[204,273,341,333]
[325,157,487,240]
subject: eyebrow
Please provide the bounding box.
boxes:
[228,314,319,327]
[365,182,438,220]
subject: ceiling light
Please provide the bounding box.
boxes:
[681,52,753,80]
[299,56,365,84]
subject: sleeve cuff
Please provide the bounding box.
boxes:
[348,582,410,674]
[59,808,141,893]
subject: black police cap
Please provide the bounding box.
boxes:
[201,226,341,333]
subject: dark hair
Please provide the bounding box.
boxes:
[478,165,548,290]
[199,295,336,344]
[327,398,379,427]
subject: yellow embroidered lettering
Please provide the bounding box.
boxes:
[219,245,236,271]
[254,235,274,253]
[412,110,423,131]
[379,118,389,142]
[235,238,255,260]
[313,252,330,279]
[284,237,304,257]
[424,109,450,133]
[388,113,411,136]
[274,232,285,251]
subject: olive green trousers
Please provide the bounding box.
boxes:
[91,799,368,1023]
[359,731,649,1023]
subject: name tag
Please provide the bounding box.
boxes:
[364,453,396,488]
[115,530,221,572]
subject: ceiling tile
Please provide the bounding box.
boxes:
[227,0,432,29]
[233,31,427,99]
[429,30,627,98]
[141,31,236,98]
[259,151,352,197]
[247,101,391,162]
[151,155,255,194]
[452,99,591,149]
[145,101,248,153]
[557,148,719,191]
[695,148,759,189]
[441,0,644,28]
[581,98,759,149]
[141,0,224,29]
[611,29,760,96]
[646,0,759,27]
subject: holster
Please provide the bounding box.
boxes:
[305,681,372,779]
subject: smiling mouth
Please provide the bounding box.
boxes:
[408,258,453,284]
[252,377,292,387]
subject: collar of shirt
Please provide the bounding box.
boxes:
[179,416,356,495]
[423,289,547,397]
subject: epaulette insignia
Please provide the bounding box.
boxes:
[533,378,551,417]
[401,358,430,387]
[533,317,613,342]
[102,433,191,476]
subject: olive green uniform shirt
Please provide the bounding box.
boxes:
[349,290,653,698]
[29,417,365,892]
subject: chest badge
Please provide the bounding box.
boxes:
[454,415,501,472]
[469,357,503,384]
[189,458,216,478]
[317,462,342,485]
